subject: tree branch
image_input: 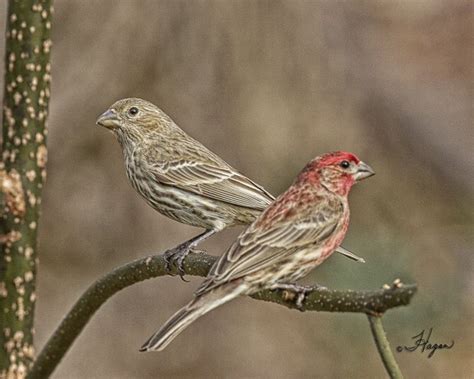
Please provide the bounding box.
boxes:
[367,314,404,379]
[28,251,416,379]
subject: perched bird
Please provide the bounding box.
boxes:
[96,98,274,275]
[139,151,374,351]
[96,99,364,276]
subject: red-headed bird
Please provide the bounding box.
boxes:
[96,99,364,277]
[140,151,374,351]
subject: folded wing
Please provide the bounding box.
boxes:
[151,160,274,210]
[195,197,343,296]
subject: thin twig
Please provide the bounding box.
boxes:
[367,314,404,379]
[28,251,416,379]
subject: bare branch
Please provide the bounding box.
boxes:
[367,314,404,379]
[28,250,416,379]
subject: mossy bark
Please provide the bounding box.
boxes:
[0,1,52,377]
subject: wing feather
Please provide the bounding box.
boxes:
[151,160,274,210]
[195,197,343,296]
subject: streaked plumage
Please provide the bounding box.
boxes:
[140,151,374,351]
[96,99,365,276]
[96,98,274,274]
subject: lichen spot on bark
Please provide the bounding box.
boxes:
[0,170,26,217]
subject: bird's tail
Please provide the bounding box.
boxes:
[139,281,246,352]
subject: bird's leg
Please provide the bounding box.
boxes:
[270,283,326,311]
[164,229,217,280]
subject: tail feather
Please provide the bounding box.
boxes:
[140,282,246,352]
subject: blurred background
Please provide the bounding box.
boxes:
[1,0,472,377]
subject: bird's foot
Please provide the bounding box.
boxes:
[271,283,321,311]
[163,242,193,281]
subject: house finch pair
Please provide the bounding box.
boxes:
[140,150,374,351]
[96,98,364,278]
[96,99,374,351]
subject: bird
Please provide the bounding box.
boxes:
[96,99,365,277]
[96,98,274,275]
[139,151,375,351]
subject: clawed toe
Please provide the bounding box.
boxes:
[163,251,174,273]
[163,248,178,274]
[295,288,310,310]
[176,254,189,282]
[271,283,313,311]
[313,283,328,291]
[163,244,192,280]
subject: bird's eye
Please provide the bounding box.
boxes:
[128,107,139,116]
[340,160,350,169]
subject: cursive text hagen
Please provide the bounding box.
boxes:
[397,328,454,358]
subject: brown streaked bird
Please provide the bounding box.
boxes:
[139,151,375,352]
[96,98,365,276]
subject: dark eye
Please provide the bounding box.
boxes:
[340,160,350,169]
[128,107,139,116]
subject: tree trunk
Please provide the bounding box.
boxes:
[0,0,52,377]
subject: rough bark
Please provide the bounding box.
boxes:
[0,1,52,377]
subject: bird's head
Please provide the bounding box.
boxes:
[96,98,174,142]
[298,151,375,196]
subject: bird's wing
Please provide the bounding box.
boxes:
[195,196,344,296]
[151,159,275,210]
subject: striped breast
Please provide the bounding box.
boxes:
[123,149,260,230]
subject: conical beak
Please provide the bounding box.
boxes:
[354,161,375,181]
[96,109,119,130]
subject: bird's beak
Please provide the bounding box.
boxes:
[96,109,119,130]
[354,161,375,181]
